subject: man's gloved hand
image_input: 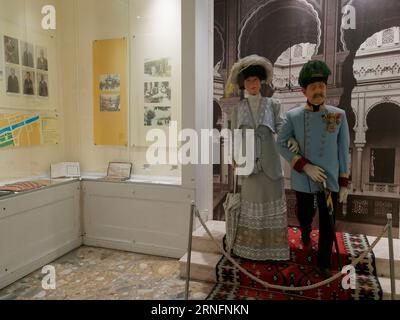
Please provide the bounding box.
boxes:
[339,187,349,203]
[287,138,300,153]
[303,164,327,183]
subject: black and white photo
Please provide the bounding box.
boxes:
[38,72,49,97]
[99,74,120,91]
[22,69,35,96]
[5,65,20,94]
[144,106,171,126]
[100,94,120,112]
[36,46,48,71]
[144,81,171,104]
[4,36,19,65]
[144,58,172,78]
[21,41,34,68]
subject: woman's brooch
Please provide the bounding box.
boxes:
[322,112,341,133]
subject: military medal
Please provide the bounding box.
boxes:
[322,112,341,133]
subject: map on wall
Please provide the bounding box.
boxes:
[0,113,59,149]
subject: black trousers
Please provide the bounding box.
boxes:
[295,191,338,268]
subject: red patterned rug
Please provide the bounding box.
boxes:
[207,227,382,300]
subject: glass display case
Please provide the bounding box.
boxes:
[0,0,183,185]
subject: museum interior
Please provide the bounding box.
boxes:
[0,0,399,301]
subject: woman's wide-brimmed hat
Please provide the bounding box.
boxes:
[225,54,273,97]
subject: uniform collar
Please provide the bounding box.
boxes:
[305,102,326,112]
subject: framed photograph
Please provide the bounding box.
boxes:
[144,81,171,104]
[37,72,49,97]
[20,41,34,68]
[22,69,35,96]
[144,106,171,126]
[99,74,120,91]
[36,46,48,71]
[4,35,19,65]
[5,64,21,94]
[100,94,120,112]
[144,57,172,78]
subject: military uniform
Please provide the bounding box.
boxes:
[276,60,350,270]
[277,104,350,194]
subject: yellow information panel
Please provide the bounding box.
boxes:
[41,115,60,145]
[93,38,128,146]
[0,113,59,149]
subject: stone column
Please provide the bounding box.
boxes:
[355,143,365,192]
[352,91,367,192]
[377,30,383,47]
[394,27,400,44]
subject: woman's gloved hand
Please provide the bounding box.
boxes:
[287,138,300,153]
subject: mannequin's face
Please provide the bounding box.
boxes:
[244,76,261,96]
[302,81,326,105]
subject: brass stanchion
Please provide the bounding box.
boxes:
[184,201,195,300]
[387,213,397,300]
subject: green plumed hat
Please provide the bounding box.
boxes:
[298,60,331,88]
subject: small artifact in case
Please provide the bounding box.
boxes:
[98,162,132,182]
[51,162,81,179]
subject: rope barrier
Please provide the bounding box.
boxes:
[193,206,388,292]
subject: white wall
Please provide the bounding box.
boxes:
[58,0,184,179]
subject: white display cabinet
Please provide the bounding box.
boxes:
[0,180,81,290]
[81,180,195,258]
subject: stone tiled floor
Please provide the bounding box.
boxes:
[0,246,214,300]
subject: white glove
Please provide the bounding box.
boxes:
[287,138,300,153]
[339,187,349,203]
[303,164,327,183]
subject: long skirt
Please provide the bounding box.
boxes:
[232,172,290,261]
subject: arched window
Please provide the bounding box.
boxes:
[365,35,377,48]
[382,28,394,45]
[294,45,302,58]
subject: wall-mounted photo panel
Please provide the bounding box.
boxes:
[144,105,171,127]
[20,41,34,68]
[92,38,128,146]
[0,24,56,111]
[144,81,171,104]
[37,72,49,98]
[5,64,20,94]
[99,74,120,91]
[100,94,120,112]
[144,57,172,78]
[36,45,48,71]
[4,35,19,65]
[22,69,35,96]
